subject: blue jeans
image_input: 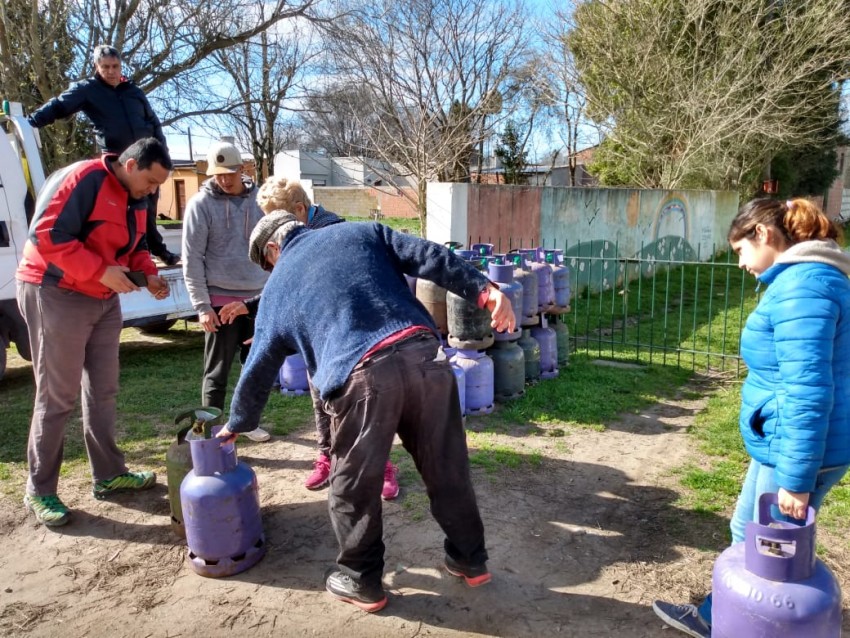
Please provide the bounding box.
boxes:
[698,459,850,624]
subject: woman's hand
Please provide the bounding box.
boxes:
[778,487,810,520]
[219,301,249,324]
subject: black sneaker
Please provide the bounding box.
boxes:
[325,569,387,612]
[444,554,492,587]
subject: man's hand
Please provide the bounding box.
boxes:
[485,286,516,334]
[778,488,810,521]
[198,309,221,333]
[100,265,139,293]
[146,275,170,300]
[219,301,249,324]
[216,423,239,446]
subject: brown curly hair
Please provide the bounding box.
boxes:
[727,198,842,245]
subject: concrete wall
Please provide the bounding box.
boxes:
[427,183,739,291]
[313,187,420,218]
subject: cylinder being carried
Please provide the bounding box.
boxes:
[711,493,842,638]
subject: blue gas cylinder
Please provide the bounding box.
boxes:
[443,346,467,417]
[712,493,841,638]
[451,349,494,415]
[531,316,559,380]
[280,353,309,395]
[181,432,266,577]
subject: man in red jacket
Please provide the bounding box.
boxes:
[16,137,172,527]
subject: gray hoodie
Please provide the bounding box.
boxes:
[773,238,850,275]
[182,177,269,314]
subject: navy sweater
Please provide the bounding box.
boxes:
[227,222,490,433]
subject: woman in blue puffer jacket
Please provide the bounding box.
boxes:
[654,197,850,638]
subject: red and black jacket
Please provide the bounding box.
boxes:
[16,155,157,299]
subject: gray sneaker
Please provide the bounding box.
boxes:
[652,600,710,638]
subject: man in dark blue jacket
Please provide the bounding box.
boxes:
[28,44,179,265]
[218,212,515,612]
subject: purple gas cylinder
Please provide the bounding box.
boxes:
[451,349,494,415]
[488,261,522,342]
[404,273,417,295]
[544,249,571,310]
[550,313,570,368]
[471,243,494,257]
[280,353,309,395]
[531,315,559,379]
[443,346,467,417]
[181,430,266,577]
[506,252,539,327]
[712,493,841,638]
[520,248,555,311]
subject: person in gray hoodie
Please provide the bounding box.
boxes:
[182,141,270,442]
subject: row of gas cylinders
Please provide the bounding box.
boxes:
[274,316,568,416]
[414,244,572,350]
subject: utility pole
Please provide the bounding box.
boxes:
[187,128,194,162]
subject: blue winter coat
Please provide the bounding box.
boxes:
[738,241,850,492]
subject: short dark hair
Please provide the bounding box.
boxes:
[93,44,121,64]
[118,138,173,171]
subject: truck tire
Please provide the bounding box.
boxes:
[137,319,178,334]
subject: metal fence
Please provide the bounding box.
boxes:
[465,236,757,375]
[563,240,755,375]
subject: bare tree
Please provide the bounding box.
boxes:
[0,0,94,165]
[569,0,850,193]
[209,19,317,180]
[299,82,382,157]
[1,0,318,165]
[321,0,531,234]
[537,10,600,187]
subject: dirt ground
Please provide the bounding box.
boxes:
[2,380,848,638]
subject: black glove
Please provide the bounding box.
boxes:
[163,251,181,266]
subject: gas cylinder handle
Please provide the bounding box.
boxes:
[758,492,816,526]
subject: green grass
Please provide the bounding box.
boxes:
[466,432,543,474]
[0,323,316,495]
[343,215,422,236]
[469,353,692,434]
[570,250,758,373]
[678,380,850,535]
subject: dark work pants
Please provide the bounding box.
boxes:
[323,333,488,587]
[309,379,332,457]
[145,188,170,261]
[202,311,254,410]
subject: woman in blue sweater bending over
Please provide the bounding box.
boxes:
[654,197,850,638]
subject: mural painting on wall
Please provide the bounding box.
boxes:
[565,193,698,299]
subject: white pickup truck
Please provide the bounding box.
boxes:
[0,101,196,380]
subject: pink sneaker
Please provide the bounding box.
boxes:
[305,454,331,490]
[381,461,399,500]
